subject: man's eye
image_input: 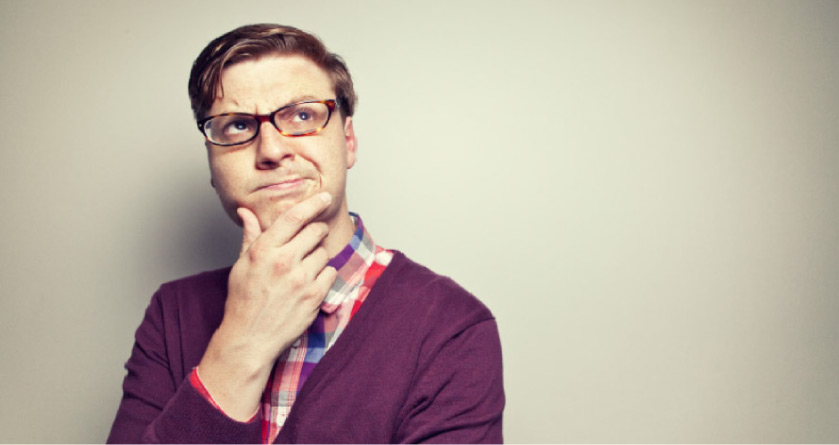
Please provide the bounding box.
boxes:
[224,119,252,135]
[275,103,326,131]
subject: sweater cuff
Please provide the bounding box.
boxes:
[145,373,262,443]
[189,368,260,423]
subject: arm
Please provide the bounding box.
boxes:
[107,290,261,444]
[396,319,505,444]
[108,192,337,442]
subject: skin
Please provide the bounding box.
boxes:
[196,54,358,421]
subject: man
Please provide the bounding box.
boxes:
[107,24,504,444]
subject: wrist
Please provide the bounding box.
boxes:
[196,329,274,421]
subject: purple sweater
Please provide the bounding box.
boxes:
[107,251,504,443]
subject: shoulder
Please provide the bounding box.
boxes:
[135,267,232,370]
[157,267,231,297]
[371,251,495,332]
[150,267,231,317]
[361,252,505,442]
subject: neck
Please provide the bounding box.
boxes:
[321,201,355,258]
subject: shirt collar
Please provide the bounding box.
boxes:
[321,213,376,313]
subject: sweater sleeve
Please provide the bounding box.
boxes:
[106,289,261,444]
[396,318,505,444]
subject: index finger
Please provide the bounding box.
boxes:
[260,191,333,246]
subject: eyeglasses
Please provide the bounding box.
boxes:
[197,99,338,146]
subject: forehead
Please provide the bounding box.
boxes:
[210,54,334,115]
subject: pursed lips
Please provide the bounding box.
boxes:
[254,177,310,192]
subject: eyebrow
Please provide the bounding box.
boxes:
[284,94,321,105]
[213,94,326,116]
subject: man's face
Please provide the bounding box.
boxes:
[205,54,357,231]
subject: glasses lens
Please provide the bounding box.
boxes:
[274,102,331,136]
[203,115,258,145]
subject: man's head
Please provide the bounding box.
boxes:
[188,24,358,237]
[188,24,356,122]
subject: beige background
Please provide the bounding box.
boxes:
[1,0,838,442]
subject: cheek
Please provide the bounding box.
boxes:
[209,157,244,197]
[311,138,351,174]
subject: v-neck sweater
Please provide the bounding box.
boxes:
[107,251,504,443]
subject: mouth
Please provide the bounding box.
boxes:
[256,177,309,192]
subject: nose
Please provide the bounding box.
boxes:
[254,119,294,169]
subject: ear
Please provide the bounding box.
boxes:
[343,116,357,169]
[206,141,218,189]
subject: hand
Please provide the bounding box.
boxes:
[197,192,338,421]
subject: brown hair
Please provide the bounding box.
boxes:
[187,24,356,121]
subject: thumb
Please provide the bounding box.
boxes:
[237,207,261,255]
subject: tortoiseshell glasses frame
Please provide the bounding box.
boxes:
[197,99,338,147]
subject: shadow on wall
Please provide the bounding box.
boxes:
[139,158,241,285]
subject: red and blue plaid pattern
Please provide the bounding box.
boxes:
[260,214,392,443]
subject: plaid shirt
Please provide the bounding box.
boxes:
[191,214,392,443]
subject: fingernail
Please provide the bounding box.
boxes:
[319,192,332,204]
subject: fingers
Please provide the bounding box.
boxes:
[217,192,339,392]
[313,265,338,298]
[237,207,262,256]
[263,192,333,248]
[284,222,329,263]
[237,191,332,257]
[300,243,330,278]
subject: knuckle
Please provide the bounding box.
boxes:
[246,244,265,263]
[272,252,293,273]
[287,270,307,290]
[302,284,326,302]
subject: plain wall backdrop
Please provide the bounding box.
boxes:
[1,0,837,442]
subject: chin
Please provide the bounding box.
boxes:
[255,204,294,230]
